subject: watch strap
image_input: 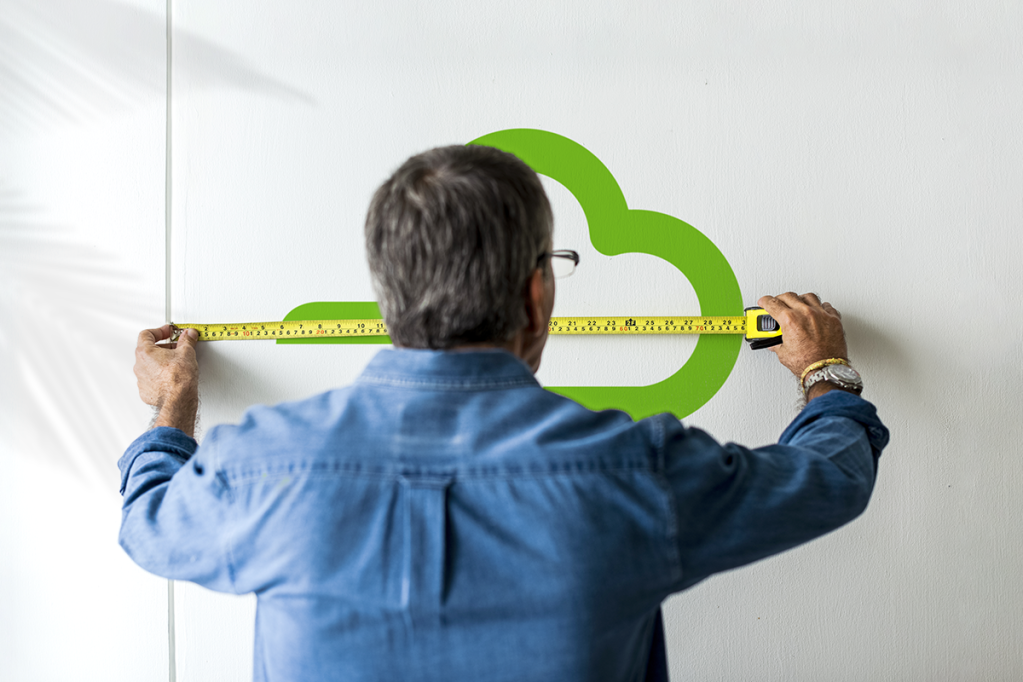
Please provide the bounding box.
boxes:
[803,364,863,397]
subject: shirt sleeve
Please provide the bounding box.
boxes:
[661,390,889,591]
[117,426,239,593]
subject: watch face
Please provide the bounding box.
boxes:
[828,364,861,384]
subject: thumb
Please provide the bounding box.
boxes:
[178,327,200,347]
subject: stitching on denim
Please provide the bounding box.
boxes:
[137,439,194,460]
[653,417,684,585]
[653,417,666,472]
[206,437,241,594]
[356,375,537,391]
[221,458,655,485]
[222,493,241,593]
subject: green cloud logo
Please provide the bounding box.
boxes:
[281,129,742,419]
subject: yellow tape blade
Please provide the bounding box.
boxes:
[178,320,389,341]
[548,316,747,335]
[175,316,750,341]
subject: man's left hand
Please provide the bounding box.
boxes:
[135,324,200,437]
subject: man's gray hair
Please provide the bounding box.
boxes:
[365,145,553,349]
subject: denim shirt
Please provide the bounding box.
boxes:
[119,349,889,682]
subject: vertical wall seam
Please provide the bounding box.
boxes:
[165,0,173,325]
[165,1,177,682]
[167,581,177,682]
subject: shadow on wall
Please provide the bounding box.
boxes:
[0,0,315,488]
[843,310,915,401]
[0,0,313,130]
[0,187,165,489]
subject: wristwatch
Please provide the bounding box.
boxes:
[803,363,864,397]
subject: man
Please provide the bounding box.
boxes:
[122,144,888,681]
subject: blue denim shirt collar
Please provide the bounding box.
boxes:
[358,348,540,391]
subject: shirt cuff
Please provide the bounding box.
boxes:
[779,390,890,456]
[118,427,199,495]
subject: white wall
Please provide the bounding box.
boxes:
[5,1,1022,680]
[1,0,170,679]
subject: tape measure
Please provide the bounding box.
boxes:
[173,307,782,349]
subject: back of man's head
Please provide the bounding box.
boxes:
[365,145,553,349]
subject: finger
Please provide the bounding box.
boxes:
[137,329,159,347]
[758,298,800,330]
[822,302,842,319]
[138,324,174,347]
[757,294,791,315]
[774,292,805,309]
[800,292,823,308]
[175,328,199,349]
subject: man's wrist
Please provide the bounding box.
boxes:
[151,388,199,438]
[805,381,859,402]
[802,362,863,399]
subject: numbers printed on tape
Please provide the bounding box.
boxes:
[178,320,388,341]
[174,317,750,341]
[548,317,747,335]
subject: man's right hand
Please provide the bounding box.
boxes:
[135,324,201,437]
[757,292,848,380]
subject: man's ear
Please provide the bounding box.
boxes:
[524,268,547,335]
